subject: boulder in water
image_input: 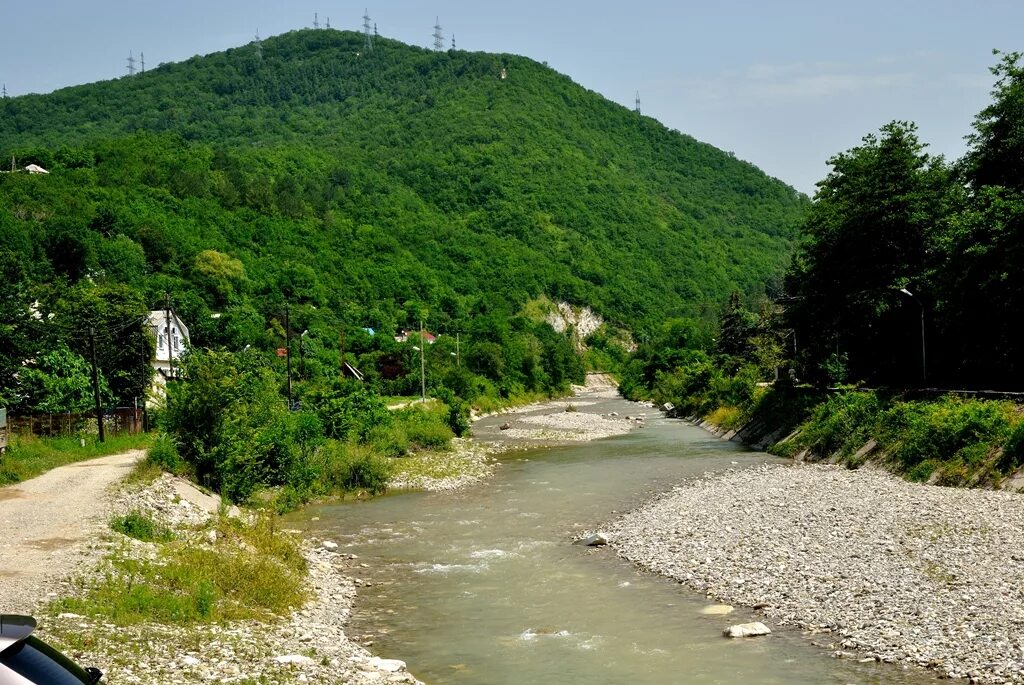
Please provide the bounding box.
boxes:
[574,532,608,547]
[723,622,772,638]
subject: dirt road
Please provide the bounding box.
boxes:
[0,450,144,614]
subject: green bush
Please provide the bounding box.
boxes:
[111,510,175,542]
[878,396,1014,471]
[315,442,393,494]
[147,433,185,474]
[798,391,882,460]
[367,423,409,458]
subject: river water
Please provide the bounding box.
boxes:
[302,395,938,684]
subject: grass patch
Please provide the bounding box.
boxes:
[705,405,744,431]
[0,432,154,485]
[111,510,175,542]
[56,515,306,625]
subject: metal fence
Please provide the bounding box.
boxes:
[4,408,145,439]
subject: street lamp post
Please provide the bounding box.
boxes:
[899,288,926,385]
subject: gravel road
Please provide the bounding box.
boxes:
[0,450,144,614]
[606,463,1024,683]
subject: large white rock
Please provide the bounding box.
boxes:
[366,656,407,672]
[723,622,772,638]
[274,654,316,665]
[573,533,608,547]
[322,540,339,551]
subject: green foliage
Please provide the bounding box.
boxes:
[796,391,883,459]
[306,382,392,442]
[147,432,186,474]
[111,510,175,542]
[877,396,1015,472]
[312,442,393,495]
[17,344,111,414]
[162,349,319,502]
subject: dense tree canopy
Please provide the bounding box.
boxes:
[0,29,807,412]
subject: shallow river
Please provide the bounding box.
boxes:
[302,395,938,684]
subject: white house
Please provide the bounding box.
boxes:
[147,309,190,401]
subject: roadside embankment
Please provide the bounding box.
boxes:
[40,472,423,685]
[606,463,1024,683]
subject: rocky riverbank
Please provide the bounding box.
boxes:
[42,473,423,685]
[605,463,1024,683]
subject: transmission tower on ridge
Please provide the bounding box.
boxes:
[127,51,136,76]
[254,30,263,61]
[363,9,373,51]
[326,16,331,29]
[2,84,7,98]
[451,34,456,50]
[314,12,320,29]
[140,52,146,73]
[635,91,641,114]
[433,17,443,51]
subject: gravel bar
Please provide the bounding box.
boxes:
[605,463,1024,683]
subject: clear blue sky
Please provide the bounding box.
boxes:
[2,0,1021,194]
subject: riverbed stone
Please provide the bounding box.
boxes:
[724,622,772,638]
[700,604,734,615]
[574,532,608,546]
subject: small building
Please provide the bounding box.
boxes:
[147,309,190,402]
[24,164,49,174]
[395,330,437,344]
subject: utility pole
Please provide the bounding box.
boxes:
[285,303,293,409]
[299,330,308,379]
[419,321,426,402]
[339,329,346,377]
[89,328,105,443]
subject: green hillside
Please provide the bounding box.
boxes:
[1,29,806,329]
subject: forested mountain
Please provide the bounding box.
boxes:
[1,29,807,412]
[1,29,805,322]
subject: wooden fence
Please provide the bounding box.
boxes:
[5,408,145,439]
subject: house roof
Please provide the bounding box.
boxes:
[147,310,190,340]
[24,164,49,174]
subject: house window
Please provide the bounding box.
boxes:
[158,333,164,349]
[173,334,179,352]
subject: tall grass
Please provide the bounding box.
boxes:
[57,515,306,625]
[1,432,154,485]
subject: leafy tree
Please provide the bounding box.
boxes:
[785,122,951,386]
